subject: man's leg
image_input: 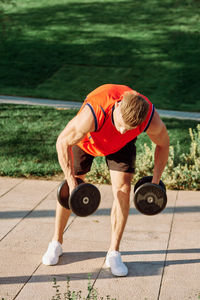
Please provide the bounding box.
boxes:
[105,170,132,276]
[52,203,71,245]
[52,174,86,244]
[105,140,136,276]
[109,170,132,252]
[42,175,86,266]
[42,145,93,266]
[42,175,85,265]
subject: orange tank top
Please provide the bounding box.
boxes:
[77,84,154,156]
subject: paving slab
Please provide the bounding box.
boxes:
[0,177,200,300]
[0,179,58,210]
[0,177,24,197]
[0,184,76,300]
[0,181,107,300]
[14,276,90,300]
[8,185,110,300]
[93,191,177,300]
[0,249,40,300]
[0,179,59,242]
[159,191,200,300]
[15,241,107,300]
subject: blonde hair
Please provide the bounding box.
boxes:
[120,91,149,127]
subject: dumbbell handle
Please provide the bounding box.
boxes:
[57,177,84,210]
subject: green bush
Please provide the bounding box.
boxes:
[162,124,200,190]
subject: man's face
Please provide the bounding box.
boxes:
[113,102,135,134]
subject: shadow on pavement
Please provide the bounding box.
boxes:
[1,205,200,219]
[1,249,200,284]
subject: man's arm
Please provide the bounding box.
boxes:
[56,105,95,192]
[146,109,170,184]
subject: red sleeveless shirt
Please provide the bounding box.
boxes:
[77,84,154,156]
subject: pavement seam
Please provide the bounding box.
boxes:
[0,178,25,198]
[12,263,42,300]
[63,215,77,234]
[87,259,107,299]
[157,191,179,300]
[9,210,77,299]
[0,184,58,242]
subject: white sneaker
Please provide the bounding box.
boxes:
[105,251,128,277]
[42,241,63,265]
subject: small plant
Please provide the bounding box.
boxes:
[51,275,117,300]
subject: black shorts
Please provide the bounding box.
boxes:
[72,139,137,175]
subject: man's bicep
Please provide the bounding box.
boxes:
[147,125,169,146]
[58,106,95,146]
[146,110,169,146]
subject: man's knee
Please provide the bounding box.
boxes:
[111,179,132,204]
[110,170,132,197]
[112,182,131,196]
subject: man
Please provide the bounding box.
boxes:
[42,84,169,277]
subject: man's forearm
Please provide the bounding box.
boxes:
[56,139,77,190]
[152,144,169,184]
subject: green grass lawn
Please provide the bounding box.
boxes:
[0,0,200,111]
[0,105,77,177]
[0,104,199,182]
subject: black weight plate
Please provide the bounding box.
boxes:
[69,183,101,217]
[134,176,166,193]
[134,183,167,216]
[57,180,70,209]
[57,178,84,210]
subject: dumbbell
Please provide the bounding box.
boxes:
[57,178,101,217]
[134,176,167,215]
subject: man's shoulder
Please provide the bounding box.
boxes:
[146,110,165,135]
[87,84,132,98]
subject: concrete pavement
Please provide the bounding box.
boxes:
[1,94,200,121]
[0,176,200,300]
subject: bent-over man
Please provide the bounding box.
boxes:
[42,84,169,277]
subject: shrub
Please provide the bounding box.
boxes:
[163,124,200,190]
